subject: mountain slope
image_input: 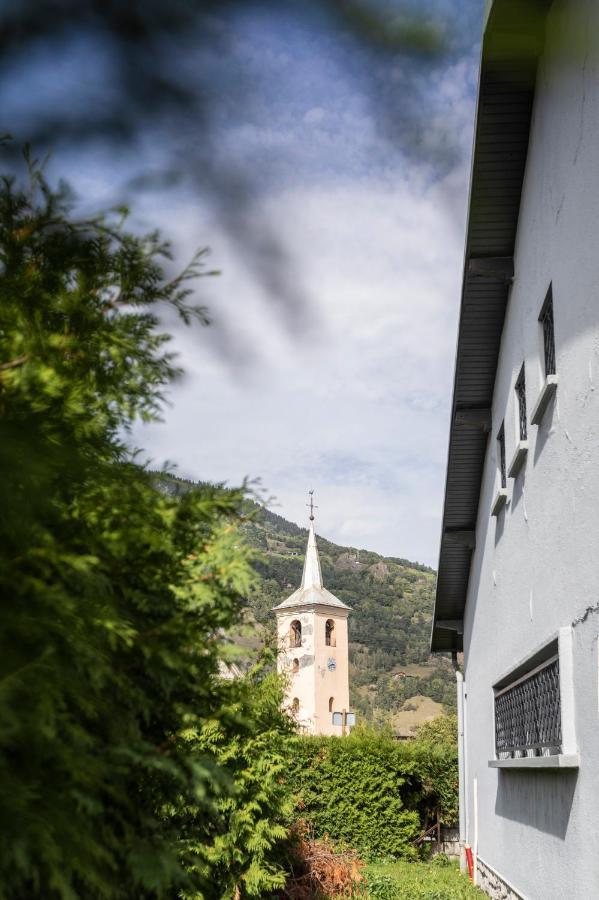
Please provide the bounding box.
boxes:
[241,504,455,723]
[154,474,455,723]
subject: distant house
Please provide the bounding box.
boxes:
[432,1,599,898]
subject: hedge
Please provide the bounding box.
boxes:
[284,722,458,862]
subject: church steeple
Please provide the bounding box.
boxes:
[301,520,323,590]
[274,493,352,736]
[273,493,350,612]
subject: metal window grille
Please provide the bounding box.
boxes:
[497,425,506,489]
[515,366,527,440]
[540,290,556,377]
[495,656,561,758]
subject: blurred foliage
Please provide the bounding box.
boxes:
[1,1,449,147]
[0,157,293,898]
[0,0,481,335]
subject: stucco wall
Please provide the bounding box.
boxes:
[462,1,599,896]
[277,607,349,735]
[313,609,350,735]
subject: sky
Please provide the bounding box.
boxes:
[4,1,483,566]
[132,3,482,566]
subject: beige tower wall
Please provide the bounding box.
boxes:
[276,605,350,736]
[313,607,350,736]
[276,609,317,732]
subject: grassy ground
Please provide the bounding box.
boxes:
[365,859,484,899]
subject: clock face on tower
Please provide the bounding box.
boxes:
[327,658,336,672]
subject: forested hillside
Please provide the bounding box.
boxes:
[241,505,456,723]
[156,476,455,723]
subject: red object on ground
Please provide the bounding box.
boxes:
[465,845,474,880]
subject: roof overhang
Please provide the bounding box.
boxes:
[431,0,553,653]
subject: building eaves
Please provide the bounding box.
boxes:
[431,0,552,653]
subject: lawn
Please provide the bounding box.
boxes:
[365,859,484,899]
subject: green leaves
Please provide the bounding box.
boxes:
[284,724,458,863]
[0,159,290,898]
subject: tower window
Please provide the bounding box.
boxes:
[292,658,299,673]
[515,365,527,441]
[497,424,506,489]
[290,620,302,648]
[329,697,334,713]
[539,286,556,377]
[325,619,336,647]
[292,697,300,714]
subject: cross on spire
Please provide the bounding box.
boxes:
[306,489,318,521]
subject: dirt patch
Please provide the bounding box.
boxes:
[392,695,445,738]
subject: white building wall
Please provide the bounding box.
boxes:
[463,1,599,896]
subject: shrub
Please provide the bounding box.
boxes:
[284,723,459,862]
[285,729,421,861]
[0,157,292,898]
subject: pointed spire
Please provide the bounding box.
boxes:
[301,519,323,589]
[272,491,351,612]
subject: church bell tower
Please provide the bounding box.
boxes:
[274,493,351,735]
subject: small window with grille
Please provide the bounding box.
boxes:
[539,286,556,377]
[497,424,506,489]
[515,365,527,441]
[494,650,561,759]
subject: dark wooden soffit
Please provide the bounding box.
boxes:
[431,0,552,653]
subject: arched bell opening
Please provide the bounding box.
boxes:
[289,620,302,648]
[325,619,336,647]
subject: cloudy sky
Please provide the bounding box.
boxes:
[131,3,482,566]
[6,1,483,566]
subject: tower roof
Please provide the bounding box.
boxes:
[273,517,351,613]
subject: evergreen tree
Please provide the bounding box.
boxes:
[0,154,290,898]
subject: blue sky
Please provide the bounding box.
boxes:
[5,1,484,565]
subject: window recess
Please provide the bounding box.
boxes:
[495,654,561,759]
[532,286,558,425]
[508,365,529,477]
[490,628,578,769]
[515,365,527,441]
[491,424,507,516]
[540,286,556,377]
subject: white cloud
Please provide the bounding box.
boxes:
[132,148,471,565]
[303,106,326,125]
[119,8,480,568]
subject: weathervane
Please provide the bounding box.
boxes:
[306,489,318,521]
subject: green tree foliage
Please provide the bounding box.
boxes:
[283,725,458,863]
[410,716,459,828]
[179,662,295,899]
[0,159,290,898]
